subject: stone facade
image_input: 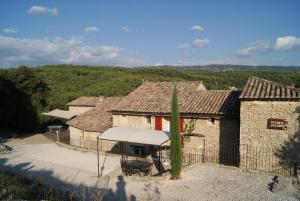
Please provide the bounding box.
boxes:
[69,126,100,149]
[112,114,240,148]
[68,106,94,114]
[69,126,120,151]
[240,101,300,171]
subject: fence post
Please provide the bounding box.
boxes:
[97,136,100,177]
[244,144,248,172]
[203,139,206,163]
[294,162,298,181]
[56,130,59,143]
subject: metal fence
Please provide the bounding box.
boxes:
[239,144,295,176]
[182,142,296,176]
[182,142,240,166]
[45,130,70,144]
[46,131,297,176]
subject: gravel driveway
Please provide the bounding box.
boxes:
[0,135,121,194]
[105,164,299,201]
[1,134,299,201]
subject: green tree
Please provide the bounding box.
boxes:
[170,86,182,179]
[0,66,50,132]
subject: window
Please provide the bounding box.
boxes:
[146,116,151,124]
[129,145,146,156]
[209,118,215,125]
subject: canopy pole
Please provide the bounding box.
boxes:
[125,141,128,160]
[97,136,100,177]
[159,146,162,175]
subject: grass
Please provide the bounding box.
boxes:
[0,170,74,201]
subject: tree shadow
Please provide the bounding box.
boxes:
[275,106,300,175]
[218,90,240,166]
[0,76,39,134]
[0,157,138,201]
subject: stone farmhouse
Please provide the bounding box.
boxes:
[110,81,240,157]
[44,77,300,173]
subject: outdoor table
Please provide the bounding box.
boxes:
[121,159,153,176]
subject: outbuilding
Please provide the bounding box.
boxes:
[239,77,300,172]
[66,97,123,149]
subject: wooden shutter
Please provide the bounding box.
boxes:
[179,117,184,133]
[155,116,162,130]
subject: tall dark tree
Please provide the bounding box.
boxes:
[170,86,182,179]
[0,66,50,133]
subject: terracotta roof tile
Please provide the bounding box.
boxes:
[67,97,100,106]
[111,81,240,116]
[66,97,123,132]
[240,77,300,101]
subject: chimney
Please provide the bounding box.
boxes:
[229,86,237,91]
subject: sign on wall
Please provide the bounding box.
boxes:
[267,118,288,130]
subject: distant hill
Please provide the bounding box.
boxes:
[143,64,300,72]
[1,64,300,110]
[1,64,300,131]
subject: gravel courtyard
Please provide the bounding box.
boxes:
[0,134,299,201]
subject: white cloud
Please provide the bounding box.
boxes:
[3,28,17,33]
[153,62,164,66]
[191,38,209,47]
[236,41,271,56]
[177,43,190,51]
[121,26,131,33]
[274,36,300,51]
[178,39,209,52]
[272,57,285,62]
[0,35,145,67]
[190,25,205,31]
[175,56,258,66]
[84,26,99,33]
[27,6,58,16]
[236,36,300,57]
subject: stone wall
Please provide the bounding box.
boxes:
[112,114,240,148]
[69,126,100,149]
[113,114,151,129]
[240,101,300,171]
[69,126,119,151]
[68,106,94,114]
[69,126,83,147]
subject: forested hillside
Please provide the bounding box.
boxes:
[1,64,300,132]
[35,65,300,109]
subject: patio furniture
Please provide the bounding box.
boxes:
[97,127,171,176]
[121,158,153,176]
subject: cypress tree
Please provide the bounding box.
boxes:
[170,86,182,179]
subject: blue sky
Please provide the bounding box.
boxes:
[0,0,300,67]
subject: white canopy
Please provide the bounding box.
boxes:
[99,127,170,146]
[42,109,79,119]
